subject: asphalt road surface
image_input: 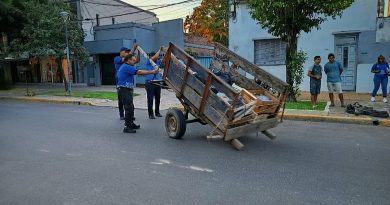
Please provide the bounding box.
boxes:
[0,100,389,205]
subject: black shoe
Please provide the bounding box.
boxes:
[149,115,155,119]
[130,123,140,129]
[120,116,125,120]
[155,113,162,117]
[123,127,136,133]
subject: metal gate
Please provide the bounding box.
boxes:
[335,35,358,91]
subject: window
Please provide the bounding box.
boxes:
[254,39,286,66]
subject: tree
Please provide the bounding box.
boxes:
[184,0,228,46]
[9,0,88,91]
[0,0,25,37]
[0,0,26,53]
[245,0,354,101]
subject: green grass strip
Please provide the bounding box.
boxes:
[43,90,139,101]
[284,101,327,110]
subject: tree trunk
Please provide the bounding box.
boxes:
[57,57,68,92]
[285,35,298,102]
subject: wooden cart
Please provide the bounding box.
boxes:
[162,42,289,150]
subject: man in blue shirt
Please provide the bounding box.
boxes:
[117,54,159,133]
[144,48,163,119]
[324,53,345,107]
[114,44,138,120]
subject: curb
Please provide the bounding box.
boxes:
[2,96,389,127]
[279,113,390,127]
[0,96,93,106]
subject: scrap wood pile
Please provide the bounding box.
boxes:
[209,43,288,125]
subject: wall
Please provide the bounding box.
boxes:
[229,0,390,93]
[376,17,390,42]
[80,0,157,42]
[153,19,185,50]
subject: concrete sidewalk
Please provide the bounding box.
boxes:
[1,84,389,126]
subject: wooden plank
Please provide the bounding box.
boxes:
[214,42,288,95]
[167,57,230,113]
[137,46,160,70]
[169,56,186,79]
[230,139,244,151]
[169,42,240,100]
[210,58,260,90]
[167,68,228,123]
[178,59,191,98]
[224,117,278,141]
[168,60,229,113]
[199,73,213,115]
[166,60,184,91]
[162,44,173,80]
[186,73,229,112]
[182,85,226,131]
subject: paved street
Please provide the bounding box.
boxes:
[0,100,389,205]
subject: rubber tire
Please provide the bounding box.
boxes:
[165,108,186,139]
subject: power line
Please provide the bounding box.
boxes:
[82,0,199,21]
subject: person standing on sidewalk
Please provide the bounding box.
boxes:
[114,44,138,120]
[324,53,345,107]
[117,54,159,133]
[370,55,389,103]
[307,56,322,108]
[144,48,163,119]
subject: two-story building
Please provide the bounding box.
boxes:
[229,0,390,94]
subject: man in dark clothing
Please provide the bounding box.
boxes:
[114,44,138,120]
[307,56,323,108]
[144,48,163,119]
[117,54,159,133]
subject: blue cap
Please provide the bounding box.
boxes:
[120,47,130,52]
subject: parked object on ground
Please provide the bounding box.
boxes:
[346,102,389,118]
[161,42,288,150]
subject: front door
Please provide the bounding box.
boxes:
[335,35,358,91]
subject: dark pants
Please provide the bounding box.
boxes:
[372,75,388,97]
[118,87,134,127]
[117,88,124,117]
[145,81,161,116]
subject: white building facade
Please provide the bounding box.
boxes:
[229,0,390,94]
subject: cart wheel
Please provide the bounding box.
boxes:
[165,108,186,139]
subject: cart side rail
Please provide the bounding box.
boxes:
[213,42,289,99]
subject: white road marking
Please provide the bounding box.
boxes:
[150,158,214,173]
[65,153,83,157]
[38,149,50,153]
[188,166,214,173]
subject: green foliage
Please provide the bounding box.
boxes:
[9,0,88,63]
[184,0,228,46]
[287,50,307,99]
[0,0,25,38]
